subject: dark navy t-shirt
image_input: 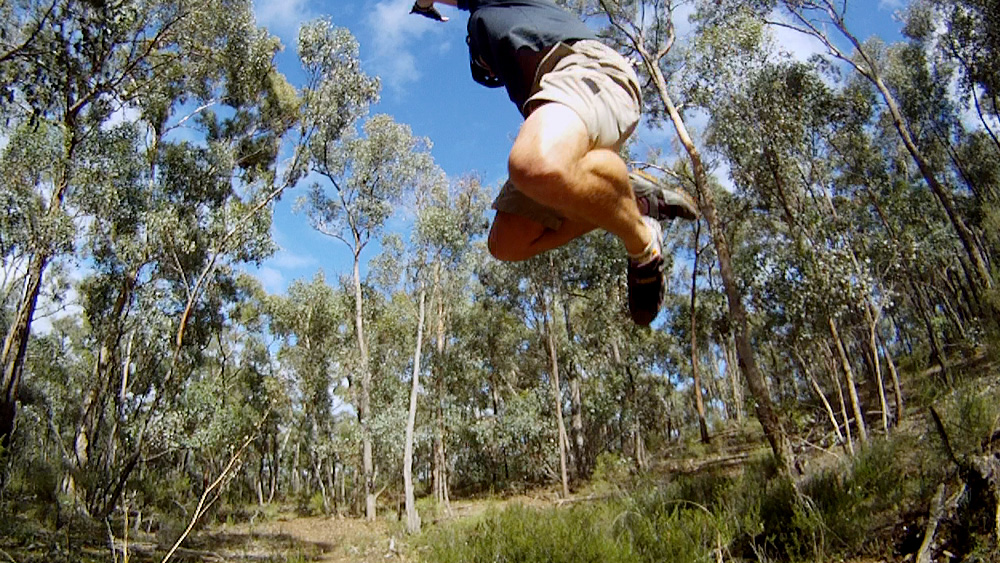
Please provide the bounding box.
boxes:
[457,0,597,108]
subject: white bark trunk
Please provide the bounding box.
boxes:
[403,286,426,533]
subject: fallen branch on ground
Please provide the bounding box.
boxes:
[916,484,946,563]
[160,408,270,563]
[555,493,616,506]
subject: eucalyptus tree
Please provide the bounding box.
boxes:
[547,225,629,477]
[759,0,994,295]
[416,176,489,511]
[229,275,290,504]
[708,59,888,444]
[487,238,614,494]
[907,0,1000,153]
[581,0,794,476]
[1,0,299,521]
[297,18,436,520]
[664,219,716,444]
[889,10,1000,328]
[267,272,346,511]
[365,285,415,518]
[531,254,571,496]
[459,261,541,486]
[0,0,142,448]
[401,257,426,533]
[397,174,489,531]
[370,235,429,525]
[472,255,565,486]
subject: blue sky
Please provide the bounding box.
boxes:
[248,0,911,295]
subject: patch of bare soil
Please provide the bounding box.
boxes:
[211,516,413,563]
[201,494,557,563]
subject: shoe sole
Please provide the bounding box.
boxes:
[629,170,699,221]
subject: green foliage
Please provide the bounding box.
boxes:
[935,384,1000,458]
[308,492,327,516]
[421,426,967,563]
[420,503,636,563]
[4,2,1000,562]
[591,452,630,491]
[629,505,731,563]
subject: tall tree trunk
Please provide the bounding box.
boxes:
[71,274,135,489]
[654,73,793,476]
[292,442,301,495]
[559,293,585,481]
[403,285,426,534]
[873,74,993,290]
[826,349,855,455]
[431,265,451,514]
[690,222,710,444]
[351,250,376,521]
[829,318,868,445]
[706,344,728,420]
[723,335,745,422]
[879,333,903,426]
[863,303,890,434]
[490,380,510,482]
[541,280,570,499]
[0,112,77,448]
[611,338,645,470]
[1,237,57,448]
[314,456,331,513]
[602,0,792,477]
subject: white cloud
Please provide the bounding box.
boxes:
[366,0,451,92]
[767,14,829,63]
[270,248,319,270]
[878,0,905,10]
[254,0,313,43]
[256,265,287,294]
[103,103,142,131]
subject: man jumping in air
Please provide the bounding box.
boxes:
[410,0,698,326]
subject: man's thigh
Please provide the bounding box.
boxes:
[488,210,596,262]
[488,211,549,262]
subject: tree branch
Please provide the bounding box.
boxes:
[160,409,270,563]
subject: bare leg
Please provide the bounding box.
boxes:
[506,102,650,256]
[488,211,595,262]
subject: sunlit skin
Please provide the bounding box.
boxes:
[414,0,652,263]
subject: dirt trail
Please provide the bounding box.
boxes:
[218,491,574,563]
[211,515,409,563]
[215,496,548,563]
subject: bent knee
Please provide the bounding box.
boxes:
[507,146,568,202]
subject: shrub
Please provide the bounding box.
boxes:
[420,503,634,563]
[591,452,630,491]
[615,489,732,563]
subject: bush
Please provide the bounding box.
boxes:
[615,488,733,563]
[591,452,630,491]
[420,375,999,563]
[420,503,636,563]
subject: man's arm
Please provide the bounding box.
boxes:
[411,0,457,22]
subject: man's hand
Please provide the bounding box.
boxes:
[410,0,449,22]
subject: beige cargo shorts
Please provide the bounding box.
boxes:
[492,39,642,230]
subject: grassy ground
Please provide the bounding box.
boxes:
[2,359,998,562]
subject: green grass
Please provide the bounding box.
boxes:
[417,390,997,563]
[419,502,637,563]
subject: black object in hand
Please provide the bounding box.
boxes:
[410,2,447,21]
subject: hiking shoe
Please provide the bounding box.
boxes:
[629,170,699,221]
[627,216,665,326]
